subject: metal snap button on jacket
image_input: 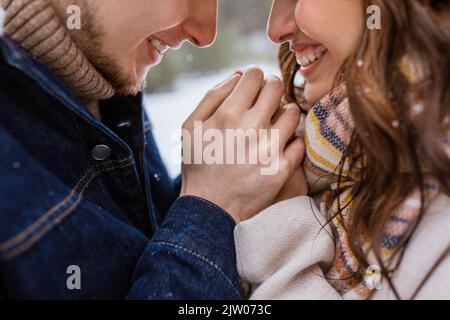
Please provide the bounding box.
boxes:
[117,120,131,129]
[91,144,112,161]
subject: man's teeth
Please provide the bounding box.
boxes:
[296,48,327,67]
[149,37,168,55]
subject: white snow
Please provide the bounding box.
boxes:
[145,62,279,177]
[0,6,5,37]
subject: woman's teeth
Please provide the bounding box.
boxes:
[148,37,168,55]
[296,46,327,67]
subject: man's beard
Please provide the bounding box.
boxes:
[68,2,145,96]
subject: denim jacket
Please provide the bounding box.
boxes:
[0,36,243,300]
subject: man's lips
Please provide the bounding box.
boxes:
[143,36,184,67]
[147,35,186,55]
[145,39,163,66]
[148,36,169,55]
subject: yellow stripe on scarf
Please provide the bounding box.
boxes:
[305,111,350,176]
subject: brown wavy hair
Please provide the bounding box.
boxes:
[280,0,450,297]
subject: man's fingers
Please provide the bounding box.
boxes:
[213,70,242,88]
[252,76,284,122]
[223,66,264,111]
[272,103,301,146]
[184,73,241,130]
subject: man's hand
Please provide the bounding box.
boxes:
[180,67,305,223]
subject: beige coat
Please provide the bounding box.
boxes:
[235,194,450,300]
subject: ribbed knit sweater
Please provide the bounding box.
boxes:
[0,0,114,100]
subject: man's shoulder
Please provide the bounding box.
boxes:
[0,38,64,206]
[0,38,45,106]
[0,36,72,104]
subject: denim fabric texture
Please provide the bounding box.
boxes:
[0,36,243,300]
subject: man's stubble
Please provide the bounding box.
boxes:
[55,0,145,97]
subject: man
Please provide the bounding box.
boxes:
[0,0,303,299]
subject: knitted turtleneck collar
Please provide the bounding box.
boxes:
[0,0,115,100]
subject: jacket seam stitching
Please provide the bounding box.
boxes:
[150,241,243,298]
[179,196,236,225]
[0,157,133,260]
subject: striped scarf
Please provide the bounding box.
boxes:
[303,83,448,299]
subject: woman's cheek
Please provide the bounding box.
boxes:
[295,0,329,34]
[294,2,315,37]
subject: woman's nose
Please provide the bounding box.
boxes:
[267,0,298,44]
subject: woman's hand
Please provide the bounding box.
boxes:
[274,164,309,203]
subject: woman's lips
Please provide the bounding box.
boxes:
[299,55,324,78]
[290,43,328,78]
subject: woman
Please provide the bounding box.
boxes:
[235,0,450,299]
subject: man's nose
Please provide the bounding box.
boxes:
[187,20,217,48]
[185,1,218,48]
[267,1,298,44]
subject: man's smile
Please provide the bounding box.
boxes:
[148,36,169,55]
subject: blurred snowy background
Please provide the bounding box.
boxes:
[144,0,280,177]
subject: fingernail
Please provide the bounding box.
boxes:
[246,64,259,71]
[214,73,237,87]
[285,104,299,114]
[230,71,242,80]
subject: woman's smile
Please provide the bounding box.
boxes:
[290,43,328,78]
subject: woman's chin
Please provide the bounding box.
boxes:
[304,86,324,106]
[304,82,334,106]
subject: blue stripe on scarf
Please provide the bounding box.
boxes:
[314,103,348,153]
[383,234,401,248]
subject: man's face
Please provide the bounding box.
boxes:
[61,0,218,95]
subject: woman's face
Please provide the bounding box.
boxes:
[268,0,365,105]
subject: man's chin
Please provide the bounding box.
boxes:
[115,66,151,96]
[114,80,146,97]
[104,67,147,97]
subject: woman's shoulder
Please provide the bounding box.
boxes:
[426,192,450,218]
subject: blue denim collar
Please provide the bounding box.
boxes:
[0,36,144,156]
[0,36,91,116]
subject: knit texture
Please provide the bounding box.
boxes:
[303,83,449,299]
[235,196,341,299]
[0,0,115,100]
[235,81,450,299]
